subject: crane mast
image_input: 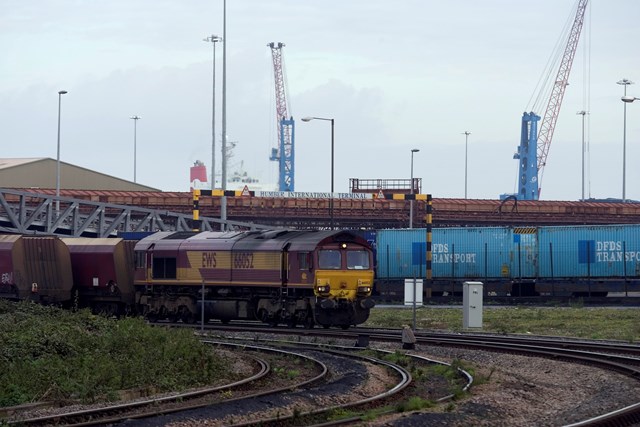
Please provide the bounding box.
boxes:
[268,42,295,192]
[510,0,588,200]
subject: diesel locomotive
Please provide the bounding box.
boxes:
[134,229,376,328]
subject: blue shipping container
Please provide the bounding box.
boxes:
[376,227,538,280]
[537,224,640,278]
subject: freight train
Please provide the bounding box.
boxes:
[0,230,376,329]
[373,224,640,298]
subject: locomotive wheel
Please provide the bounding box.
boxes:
[303,315,315,329]
[287,318,296,329]
[323,324,331,329]
[180,307,196,324]
[340,324,350,330]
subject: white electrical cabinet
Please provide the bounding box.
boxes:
[404,279,423,306]
[463,281,483,328]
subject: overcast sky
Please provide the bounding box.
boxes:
[1,0,639,201]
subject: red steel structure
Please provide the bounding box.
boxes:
[16,189,640,230]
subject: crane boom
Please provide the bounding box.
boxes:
[506,0,588,201]
[537,0,589,189]
[268,42,295,192]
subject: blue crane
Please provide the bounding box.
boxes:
[505,0,588,200]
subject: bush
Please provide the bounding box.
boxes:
[0,300,231,407]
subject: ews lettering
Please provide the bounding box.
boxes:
[233,253,254,269]
[202,252,217,268]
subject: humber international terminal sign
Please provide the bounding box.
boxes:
[256,191,373,199]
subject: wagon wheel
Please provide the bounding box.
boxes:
[258,308,270,324]
[180,306,196,324]
[303,315,315,329]
[286,317,296,329]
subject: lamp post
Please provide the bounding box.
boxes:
[462,131,471,199]
[55,90,68,214]
[576,111,587,200]
[617,78,634,203]
[301,116,335,229]
[203,34,222,189]
[220,0,228,229]
[622,95,639,201]
[409,148,420,228]
[129,116,141,183]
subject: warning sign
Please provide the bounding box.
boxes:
[376,189,385,199]
[241,185,251,196]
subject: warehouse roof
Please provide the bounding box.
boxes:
[0,158,160,192]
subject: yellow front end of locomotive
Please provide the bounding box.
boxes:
[315,270,374,300]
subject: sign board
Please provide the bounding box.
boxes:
[404,278,423,306]
[255,191,373,199]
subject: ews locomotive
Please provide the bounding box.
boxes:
[134,229,376,329]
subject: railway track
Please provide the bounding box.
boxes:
[5,341,431,427]
[206,324,640,426]
[5,323,640,426]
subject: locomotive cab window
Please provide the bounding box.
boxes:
[347,250,370,270]
[298,252,311,270]
[152,257,177,279]
[318,250,341,269]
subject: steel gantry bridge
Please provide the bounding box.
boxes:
[0,188,274,237]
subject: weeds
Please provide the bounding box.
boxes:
[0,300,231,407]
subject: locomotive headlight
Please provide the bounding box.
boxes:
[316,284,331,294]
[357,285,372,295]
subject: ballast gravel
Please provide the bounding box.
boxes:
[371,342,640,427]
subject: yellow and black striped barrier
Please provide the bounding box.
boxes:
[373,193,429,200]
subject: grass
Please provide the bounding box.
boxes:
[0,300,234,408]
[364,306,640,342]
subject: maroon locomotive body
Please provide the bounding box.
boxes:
[134,229,375,328]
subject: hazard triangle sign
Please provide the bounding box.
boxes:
[241,185,251,196]
[377,189,385,199]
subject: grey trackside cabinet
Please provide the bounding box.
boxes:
[463,281,483,328]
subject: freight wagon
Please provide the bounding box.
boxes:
[374,224,640,298]
[0,235,73,303]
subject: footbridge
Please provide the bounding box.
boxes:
[0,188,272,237]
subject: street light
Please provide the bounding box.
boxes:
[130,116,141,183]
[203,34,222,189]
[409,148,420,228]
[621,95,638,202]
[462,131,471,199]
[617,78,634,203]
[55,90,68,214]
[301,116,335,229]
[576,111,588,200]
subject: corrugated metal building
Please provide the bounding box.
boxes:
[0,158,159,191]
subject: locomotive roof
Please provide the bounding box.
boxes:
[133,229,370,252]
